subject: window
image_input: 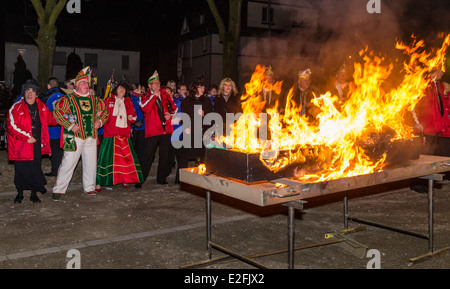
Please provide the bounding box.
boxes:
[122,55,129,70]
[17,49,26,59]
[203,36,208,52]
[181,18,190,35]
[85,53,98,68]
[54,51,67,66]
[262,7,274,25]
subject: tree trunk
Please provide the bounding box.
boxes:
[30,0,67,90]
[223,37,239,81]
[35,25,57,88]
[207,0,242,84]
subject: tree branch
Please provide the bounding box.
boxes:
[228,0,242,42]
[48,0,67,26]
[206,0,226,41]
[30,0,45,26]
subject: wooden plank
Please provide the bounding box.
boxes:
[273,155,450,199]
[179,155,450,207]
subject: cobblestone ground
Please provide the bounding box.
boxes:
[0,150,449,270]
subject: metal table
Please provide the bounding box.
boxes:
[180,154,450,268]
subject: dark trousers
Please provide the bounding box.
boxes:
[141,134,171,183]
[131,129,146,166]
[50,138,63,175]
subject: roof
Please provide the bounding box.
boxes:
[5,16,141,52]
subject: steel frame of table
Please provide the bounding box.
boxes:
[180,155,450,269]
[344,173,450,265]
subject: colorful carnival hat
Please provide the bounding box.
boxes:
[298,68,312,79]
[147,70,159,83]
[265,65,274,77]
[337,63,347,73]
[74,66,91,84]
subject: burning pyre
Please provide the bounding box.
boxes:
[219,35,450,183]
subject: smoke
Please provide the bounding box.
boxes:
[239,0,450,90]
[312,0,412,85]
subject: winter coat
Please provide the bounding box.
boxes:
[7,98,57,161]
[102,95,137,138]
[140,89,177,138]
[416,81,450,137]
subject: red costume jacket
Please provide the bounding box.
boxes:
[102,95,136,138]
[7,98,57,161]
[416,81,450,137]
[140,88,176,138]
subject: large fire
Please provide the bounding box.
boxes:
[221,35,450,183]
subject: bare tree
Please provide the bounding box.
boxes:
[206,0,242,83]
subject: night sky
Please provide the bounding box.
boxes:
[2,0,450,83]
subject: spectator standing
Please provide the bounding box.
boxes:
[139,71,177,185]
[207,84,218,108]
[130,83,146,188]
[7,80,57,203]
[176,81,213,183]
[42,77,65,176]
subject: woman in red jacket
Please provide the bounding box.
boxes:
[95,81,144,191]
[7,80,57,203]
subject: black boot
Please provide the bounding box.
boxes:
[14,192,24,204]
[30,191,41,203]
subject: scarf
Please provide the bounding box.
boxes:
[113,97,128,128]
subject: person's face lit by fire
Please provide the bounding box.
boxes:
[116,85,126,99]
[178,85,187,97]
[196,85,205,97]
[430,69,444,81]
[297,76,311,90]
[223,82,232,95]
[209,87,217,97]
[76,80,90,95]
[24,88,38,105]
[149,80,161,93]
[336,71,348,84]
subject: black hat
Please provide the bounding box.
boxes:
[21,79,41,95]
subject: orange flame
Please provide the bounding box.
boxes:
[222,35,450,183]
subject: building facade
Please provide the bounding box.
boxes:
[177,0,320,89]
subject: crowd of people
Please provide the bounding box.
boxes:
[6,66,244,203]
[6,62,450,203]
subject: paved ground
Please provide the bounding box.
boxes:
[0,150,449,271]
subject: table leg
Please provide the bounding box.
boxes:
[288,205,295,269]
[427,179,434,253]
[344,192,349,229]
[206,190,212,260]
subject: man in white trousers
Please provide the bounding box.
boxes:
[51,67,108,201]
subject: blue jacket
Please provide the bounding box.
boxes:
[44,87,65,139]
[130,92,145,131]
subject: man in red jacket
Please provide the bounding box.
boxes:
[415,68,450,156]
[411,67,450,193]
[139,71,177,185]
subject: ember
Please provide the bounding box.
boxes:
[216,35,450,183]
